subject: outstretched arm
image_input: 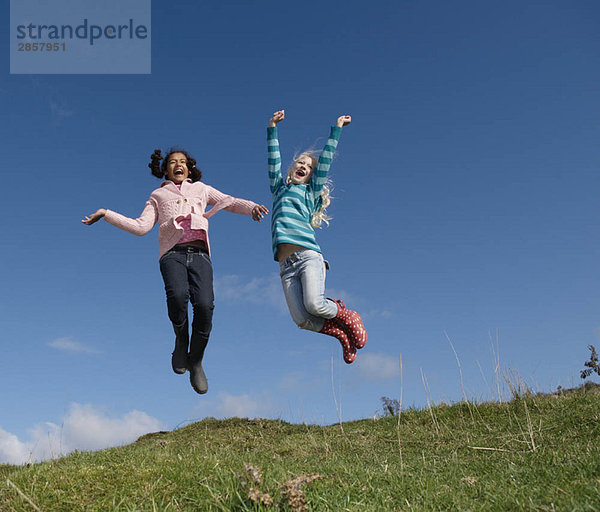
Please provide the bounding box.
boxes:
[251,204,269,221]
[267,110,284,193]
[82,208,107,225]
[205,186,269,222]
[311,114,352,195]
[82,201,158,236]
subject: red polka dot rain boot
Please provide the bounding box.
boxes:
[331,299,367,350]
[320,318,357,364]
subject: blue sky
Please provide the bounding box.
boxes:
[2,0,600,463]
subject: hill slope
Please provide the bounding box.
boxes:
[1,385,599,511]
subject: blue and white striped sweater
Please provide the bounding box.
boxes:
[267,125,342,260]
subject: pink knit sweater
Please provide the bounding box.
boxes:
[104,179,257,259]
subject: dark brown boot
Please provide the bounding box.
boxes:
[171,320,189,375]
[188,330,209,394]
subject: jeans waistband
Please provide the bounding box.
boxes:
[170,244,208,254]
[280,249,326,272]
[279,249,306,268]
[279,251,330,273]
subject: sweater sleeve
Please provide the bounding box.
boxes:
[104,199,158,236]
[205,185,256,217]
[311,126,342,196]
[267,126,283,194]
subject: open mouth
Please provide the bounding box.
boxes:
[296,170,306,177]
[174,169,185,176]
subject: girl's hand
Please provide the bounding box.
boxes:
[81,208,107,225]
[336,115,352,128]
[252,204,269,222]
[269,110,285,127]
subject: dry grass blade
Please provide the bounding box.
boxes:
[420,368,440,434]
[6,479,42,512]
[489,329,503,402]
[444,331,475,421]
[330,355,344,434]
[468,446,509,452]
[397,353,404,480]
[523,399,537,451]
[476,359,492,398]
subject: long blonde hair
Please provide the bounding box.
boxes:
[286,151,332,228]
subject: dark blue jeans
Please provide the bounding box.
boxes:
[159,245,214,347]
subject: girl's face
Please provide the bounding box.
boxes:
[165,152,189,184]
[288,155,314,185]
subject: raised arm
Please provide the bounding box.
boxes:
[267,110,285,194]
[311,115,352,196]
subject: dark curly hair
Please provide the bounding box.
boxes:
[148,147,202,182]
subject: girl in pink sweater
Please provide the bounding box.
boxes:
[83,148,268,394]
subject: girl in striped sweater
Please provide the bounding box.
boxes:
[268,110,367,364]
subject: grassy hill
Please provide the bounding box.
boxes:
[1,384,599,511]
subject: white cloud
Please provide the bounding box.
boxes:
[218,393,269,417]
[363,309,394,319]
[355,353,401,381]
[49,98,73,125]
[214,273,286,312]
[278,372,323,393]
[323,288,358,307]
[48,337,100,354]
[190,392,275,420]
[28,79,73,126]
[0,403,165,465]
[0,428,32,465]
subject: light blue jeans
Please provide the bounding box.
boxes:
[279,249,338,332]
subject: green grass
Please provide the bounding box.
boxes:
[1,384,599,511]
